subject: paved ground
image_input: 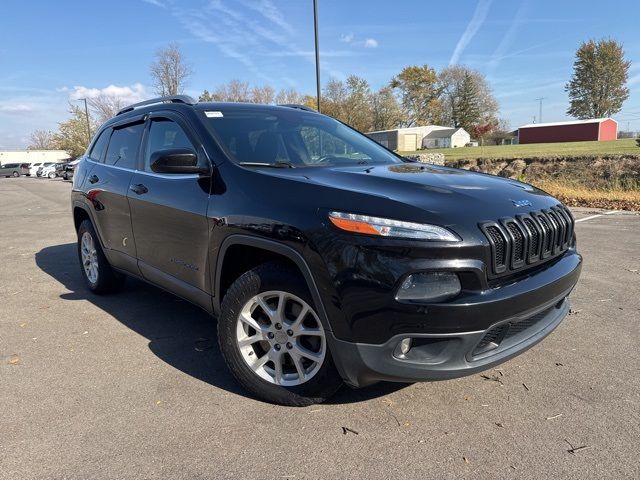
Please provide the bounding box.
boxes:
[1,177,639,480]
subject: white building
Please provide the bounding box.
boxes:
[0,150,71,165]
[366,126,471,151]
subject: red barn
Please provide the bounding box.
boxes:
[518,118,617,144]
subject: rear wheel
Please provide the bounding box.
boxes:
[218,262,343,406]
[77,220,124,294]
[48,171,56,179]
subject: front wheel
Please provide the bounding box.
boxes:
[48,171,56,179]
[12,171,19,177]
[77,220,124,294]
[218,262,343,406]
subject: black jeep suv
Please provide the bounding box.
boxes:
[71,95,582,406]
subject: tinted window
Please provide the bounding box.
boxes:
[89,129,110,162]
[104,123,144,169]
[144,118,196,171]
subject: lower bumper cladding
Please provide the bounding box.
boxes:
[330,291,571,388]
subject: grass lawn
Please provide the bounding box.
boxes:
[399,138,639,161]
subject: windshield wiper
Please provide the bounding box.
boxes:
[238,161,295,168]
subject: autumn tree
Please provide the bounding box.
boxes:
[370,87,405,131]
[150,43,192,96]
[52,105,97,158]
[439,65,498,133]
[28,130,55,150]
[321,78,349,121]
[390,65,442,126]
[566,39,630,118]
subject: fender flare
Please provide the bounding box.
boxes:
[213,234,332,333]
[71,200,108,250]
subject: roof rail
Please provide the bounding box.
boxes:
[116,95,197,115]
[278,104,317,113]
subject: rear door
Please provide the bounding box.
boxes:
[127,111,211,294]
[85,120,144,271]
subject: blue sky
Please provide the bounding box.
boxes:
[1,0,640,148]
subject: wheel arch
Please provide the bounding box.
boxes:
[214,235,332,333]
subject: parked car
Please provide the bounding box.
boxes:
[62,159,79,180]
[36,162,56,177]
[40,163,61,179]
[29,162,44,176]
[71,96,582,406]
[0,163,29,177]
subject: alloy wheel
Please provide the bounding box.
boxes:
[80,231,98,283]
[236,291,326,386]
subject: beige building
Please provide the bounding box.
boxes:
[366,126,471,151]
[0,150,70,165]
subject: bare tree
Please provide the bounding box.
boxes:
[27,130,55,150]
[275,88,304,105]
[87,94,126,123]
[150,43,192,96]
[251,85,275,104]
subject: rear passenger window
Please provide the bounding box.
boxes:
[104,123,144,169]
[144,119,196,171]
[89,130,110,162]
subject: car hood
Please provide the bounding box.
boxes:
[260,162,559,222]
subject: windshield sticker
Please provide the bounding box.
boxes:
[205,111,224,118]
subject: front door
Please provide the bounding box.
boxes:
[127,112,211,295]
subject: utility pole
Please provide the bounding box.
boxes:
[79,98,91,143]
[313,0,321,113]
[535,97,545,124]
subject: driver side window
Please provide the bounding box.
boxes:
[145,118,196,172]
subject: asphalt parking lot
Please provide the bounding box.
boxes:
[1,177,639,479]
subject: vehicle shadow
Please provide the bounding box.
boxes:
[35,243,408,405]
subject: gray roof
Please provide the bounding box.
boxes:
[424,128,463,139]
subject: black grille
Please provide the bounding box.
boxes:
[480,205,574,277]
[472,307,554,357]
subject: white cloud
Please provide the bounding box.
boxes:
[0,103,33,113]
[141,0,166,8]
[69,83,147,103]
[364,38,378,48]
[449,0,493,65]
[341,33,354,43]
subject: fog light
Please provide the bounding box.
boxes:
[399,338,412,355]
[396,272,461,303]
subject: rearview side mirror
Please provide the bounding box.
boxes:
[150,148,209,175]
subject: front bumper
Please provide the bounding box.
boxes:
[328,253,581,387]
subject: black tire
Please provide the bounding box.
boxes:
[218,261,343,406]
[48,171,56,179]
[12,171,19,177]
[77,219,125,294]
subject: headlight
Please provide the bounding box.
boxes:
[395,272,461,303]
[328,211,460,241]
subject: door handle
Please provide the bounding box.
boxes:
[88,174,99,184]
[129,183,148,195]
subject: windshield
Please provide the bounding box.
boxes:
[202,107,403,167]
